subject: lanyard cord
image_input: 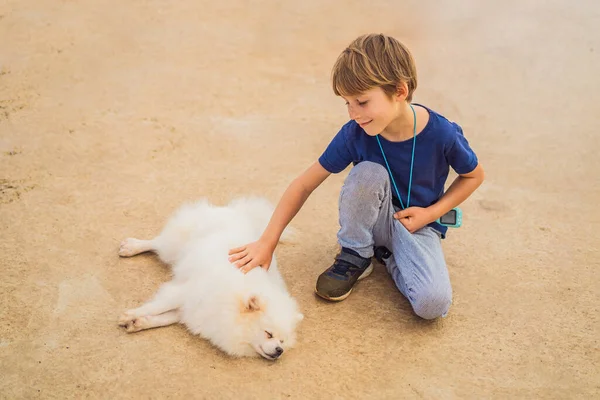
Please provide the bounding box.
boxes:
[375,104,417,210]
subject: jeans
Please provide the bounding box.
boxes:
[337,161,452,319]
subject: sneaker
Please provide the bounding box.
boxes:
[315,250,373,301]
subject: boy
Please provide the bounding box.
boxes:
[228,34,484,319]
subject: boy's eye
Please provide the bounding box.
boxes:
[344,100,367,106]
[265,331,273,339]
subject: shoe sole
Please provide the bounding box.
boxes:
[314,264,374,302]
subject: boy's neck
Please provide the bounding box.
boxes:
[381,102,419,142]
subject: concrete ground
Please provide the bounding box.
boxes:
[1,0,598,398]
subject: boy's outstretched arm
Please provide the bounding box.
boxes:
[394,163,485,233]
[229,161,331,272]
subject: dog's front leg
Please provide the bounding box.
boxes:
[119,281,184,331]
[119,309,181,333]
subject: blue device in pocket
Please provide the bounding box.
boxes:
[437,207,463,228]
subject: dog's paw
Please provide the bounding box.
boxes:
[118,311,147,333]
[118,238,141,257]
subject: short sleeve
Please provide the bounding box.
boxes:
[318,125,355,173]
[446,123,479,174]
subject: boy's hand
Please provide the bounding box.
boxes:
[228,240,275,274]
[393,207,434,233]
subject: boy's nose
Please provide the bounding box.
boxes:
[348,106,360,121]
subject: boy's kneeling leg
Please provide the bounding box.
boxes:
[409,284,452,320]
[384,226,453,320]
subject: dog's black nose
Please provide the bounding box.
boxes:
[275,346,283,356]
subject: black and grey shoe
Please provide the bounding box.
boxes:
[315,251,373,301]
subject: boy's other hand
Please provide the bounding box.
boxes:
[228,240,275,274]
[393,207,433,233]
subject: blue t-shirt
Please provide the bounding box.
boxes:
[318,104,478,238]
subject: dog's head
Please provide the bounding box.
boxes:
[240,293,304,360]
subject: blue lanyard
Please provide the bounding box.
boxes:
[375,104,417,210]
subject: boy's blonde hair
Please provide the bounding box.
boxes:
[332,34,418,102]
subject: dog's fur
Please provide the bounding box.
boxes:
[118,197,303,360]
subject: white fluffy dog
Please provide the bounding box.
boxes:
[117,197,303,360]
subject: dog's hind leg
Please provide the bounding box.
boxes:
[118,238,157,257]
[119,309,181,333]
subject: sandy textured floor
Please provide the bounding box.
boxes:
[1,0,599,398]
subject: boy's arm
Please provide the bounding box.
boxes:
[394,163,485,233]
[260,161,331,247]
[229,161,331,271]
[428,163,485,221]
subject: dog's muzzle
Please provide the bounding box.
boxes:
[268,346,284,359]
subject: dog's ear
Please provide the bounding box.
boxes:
[248,296,261,312]
[242,295,263,313]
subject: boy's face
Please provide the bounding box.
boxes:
[341,86,404,136]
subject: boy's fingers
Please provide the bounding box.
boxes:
[229,251,248,262]
[228,246,245,255]
[241,261,259,274]
[238,255,252,267]
[234,256,248,268]
[395,209,408,218]
[394,211,409,220]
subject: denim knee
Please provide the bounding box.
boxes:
[410,286,452,320]
[345,162,389,191]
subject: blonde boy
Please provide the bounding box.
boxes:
[229,34,484,319]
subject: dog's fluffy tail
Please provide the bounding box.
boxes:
[228,196,295,243]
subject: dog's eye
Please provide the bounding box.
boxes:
[265,331,273,339]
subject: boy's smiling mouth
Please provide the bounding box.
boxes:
[358,120,372,128]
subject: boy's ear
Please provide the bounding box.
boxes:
[395,82,409,100]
